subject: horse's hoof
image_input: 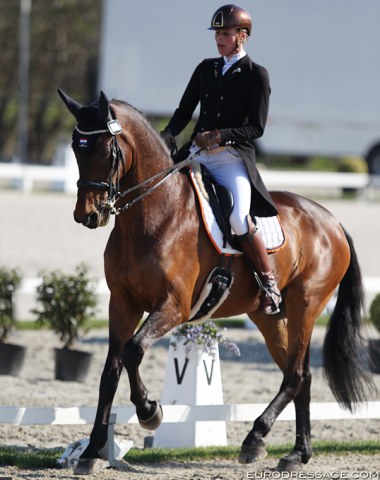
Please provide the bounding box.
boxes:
[238,444,267,464]
[138,401,163,431]
[276,458,303,472]
[74,458,110,475]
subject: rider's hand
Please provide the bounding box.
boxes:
[194,130,222,150]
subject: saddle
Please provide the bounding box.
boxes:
[186,163,285,324]
[197,164,240,250]
[190,163,285,255]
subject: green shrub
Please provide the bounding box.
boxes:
[32,263,98,348]
[369,293,380,334]
[0,267,22,342]
[337,156,368,173]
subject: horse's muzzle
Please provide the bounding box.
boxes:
[74,208,110,229]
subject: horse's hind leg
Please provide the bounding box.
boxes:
[239,308,315,471]
[276,344,312,472]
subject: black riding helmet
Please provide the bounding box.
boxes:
[209,4,252,36]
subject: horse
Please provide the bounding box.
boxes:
[58,89,373,475]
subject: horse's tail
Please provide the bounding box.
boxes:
[323,228,374,411]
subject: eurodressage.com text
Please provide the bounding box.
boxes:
[246,472,380,479]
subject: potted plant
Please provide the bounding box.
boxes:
[368,293,380,374]
[32,263,98,381]
[0,267,25,375]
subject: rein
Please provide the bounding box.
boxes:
[108,154,199,215]
[75,116,201,215]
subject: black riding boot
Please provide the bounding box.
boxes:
[238,220,282,315]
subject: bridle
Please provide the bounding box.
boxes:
[74,117,199,216]
[76,126,125,207]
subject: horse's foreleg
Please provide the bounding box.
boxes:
[75,299,142,475]
[80,340,123,459]
[75,343,123,474]
[122,307,182,431]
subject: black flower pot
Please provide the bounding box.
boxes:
[368,339,380,374]
[54,347,92,382]
[0,343,26,376]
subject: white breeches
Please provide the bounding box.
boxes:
[190,145,251,236]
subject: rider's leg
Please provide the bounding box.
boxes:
[198,149,281,314]
[238,216,282,315]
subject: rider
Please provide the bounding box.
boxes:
[161,4,281,315]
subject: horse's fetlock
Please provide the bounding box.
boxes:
[252,417,272,438]
[300,446,313,464]
[136,400,157,421]
[243,430,266,448]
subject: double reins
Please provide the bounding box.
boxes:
[76,117,201,216]
[108,154,198,215]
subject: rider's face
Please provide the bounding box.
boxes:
[214,28,243,57]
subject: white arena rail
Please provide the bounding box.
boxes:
[261,170,369,190]
[2,402,379,467]
[1,401,379,425]
[0,159,376,195]
[0,145,78,194]
[0,162,77,194]
[13,276,380,321]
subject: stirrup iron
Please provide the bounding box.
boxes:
[253,271,281,315]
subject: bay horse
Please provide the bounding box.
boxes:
[58,89,372,475]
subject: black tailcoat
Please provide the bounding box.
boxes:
[166,54,277,217]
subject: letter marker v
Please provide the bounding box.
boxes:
[203,359,215,385]
[174,357,189,384]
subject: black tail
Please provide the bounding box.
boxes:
[323,228,374,411]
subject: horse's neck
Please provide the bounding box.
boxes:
[134,146,172,180]
[119,171,187,239]
[119,134,187,234]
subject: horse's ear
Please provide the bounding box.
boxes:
[98,91,111,122]
[57,89,82,120]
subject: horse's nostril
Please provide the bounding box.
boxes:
[84,212,100,229]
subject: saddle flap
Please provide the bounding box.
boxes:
[200,165,237,248]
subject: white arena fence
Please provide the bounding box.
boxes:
[2,402,379,464]
[1,402,380,426]
[14,275,380,320]
[1,153,379,196]
[0,150,77,194]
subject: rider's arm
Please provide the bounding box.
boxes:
[220,64,271,145]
